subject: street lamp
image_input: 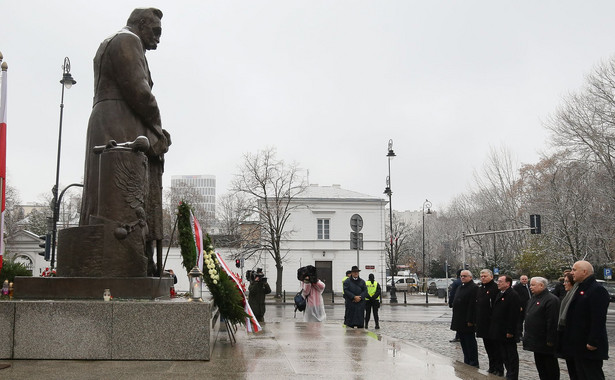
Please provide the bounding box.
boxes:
[384,139,397,303]
[50,57,76,270]
[422,199,432,304]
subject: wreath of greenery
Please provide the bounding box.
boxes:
[177,201,249,325]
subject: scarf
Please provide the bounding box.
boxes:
[558,282,578,328]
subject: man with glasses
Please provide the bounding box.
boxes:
[450,270,479,367]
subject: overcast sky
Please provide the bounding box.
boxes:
[2,1,615,212]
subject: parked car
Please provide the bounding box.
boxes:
[428,278,454,296]
[601,282,615,302]
[385,276,419,293]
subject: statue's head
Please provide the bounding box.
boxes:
[127,8,163,50]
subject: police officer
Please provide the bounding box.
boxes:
[365,273,381,329]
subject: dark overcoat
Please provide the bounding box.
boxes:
[522,290,560,354]
[80,27,169,240]
[450,280,477,333]
[475,280,498,338]
[343,276,368,327]
[248,280,272,322]
[560,275,610,360]
[489,287,520,341]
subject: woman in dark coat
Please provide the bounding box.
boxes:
[557,272,578,380]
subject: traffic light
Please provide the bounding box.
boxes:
[530,214,541,234]
[38,234,51,261]
[235,259,241,268]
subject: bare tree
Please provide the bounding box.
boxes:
[231,147,306,297]
[385,212,416,276]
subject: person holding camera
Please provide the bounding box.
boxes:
[343,266,367,328]
[248,269,271,323]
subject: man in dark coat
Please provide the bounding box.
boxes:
[512,274,531,340]
[561,260,610,380]
[448,269,463,342]
[491,275,521,380]
[450,270,478,367]
[475,269,503,376]
[523,276,560,380]
[343,266,367,328]
[80,8,171,276]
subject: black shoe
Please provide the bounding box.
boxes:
[493,370,504,377]
[449,338,460,343]
[375,325,380,329]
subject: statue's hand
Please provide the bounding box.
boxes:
[162,129,172,146]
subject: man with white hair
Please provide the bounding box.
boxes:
[450,270,479,367]
[560,261,610,380]
[522,276,560,380]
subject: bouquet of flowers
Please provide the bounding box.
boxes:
[41,267,56,277]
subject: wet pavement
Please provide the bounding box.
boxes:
[0,293,612,379]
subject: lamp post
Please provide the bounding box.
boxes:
[50,57,76,270]
[422,199,432,304]
[384,139,397,303]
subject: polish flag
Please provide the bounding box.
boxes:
[0,60,8,273]
[190,211,204,272]
[215,251,262,333]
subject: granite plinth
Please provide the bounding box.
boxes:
[13,276,174,300]
[0,299,218,360]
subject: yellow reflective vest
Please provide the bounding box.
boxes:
[342,276,349,290]
[366,280,380,301]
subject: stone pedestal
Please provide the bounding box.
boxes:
[0,299,219,360]
[13,276,174,300]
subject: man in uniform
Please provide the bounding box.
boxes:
[364,273,381,329]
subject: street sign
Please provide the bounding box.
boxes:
[350,232,363,250]
[605,268,612,280]
[494,267,499,275]
[350,214,363,232]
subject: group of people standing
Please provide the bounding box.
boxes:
[342,266,382,329]
[450,260,609,380]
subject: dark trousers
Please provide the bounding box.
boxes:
[565,358,578,380]
[483,337,503,372]
[573,357,604,380]
[364,301,379,327]
[459,332,479,367]
[534,352,560,380]
[499,340,519,380]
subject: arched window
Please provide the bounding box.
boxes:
[14,255,34,274]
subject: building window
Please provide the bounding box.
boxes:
[317,219,330,240]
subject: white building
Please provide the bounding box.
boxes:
[170,175,216,230]
[237,184,387,295]
[5,230,50,276]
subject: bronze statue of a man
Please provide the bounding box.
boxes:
[80,8,170,275]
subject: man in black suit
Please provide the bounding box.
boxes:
[522,276,560,380]
[513,274,531,340]
[561,261,610,380]
[491,275,521,380]
[475,269,503,376]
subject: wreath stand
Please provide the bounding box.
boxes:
[223,317,238,346]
